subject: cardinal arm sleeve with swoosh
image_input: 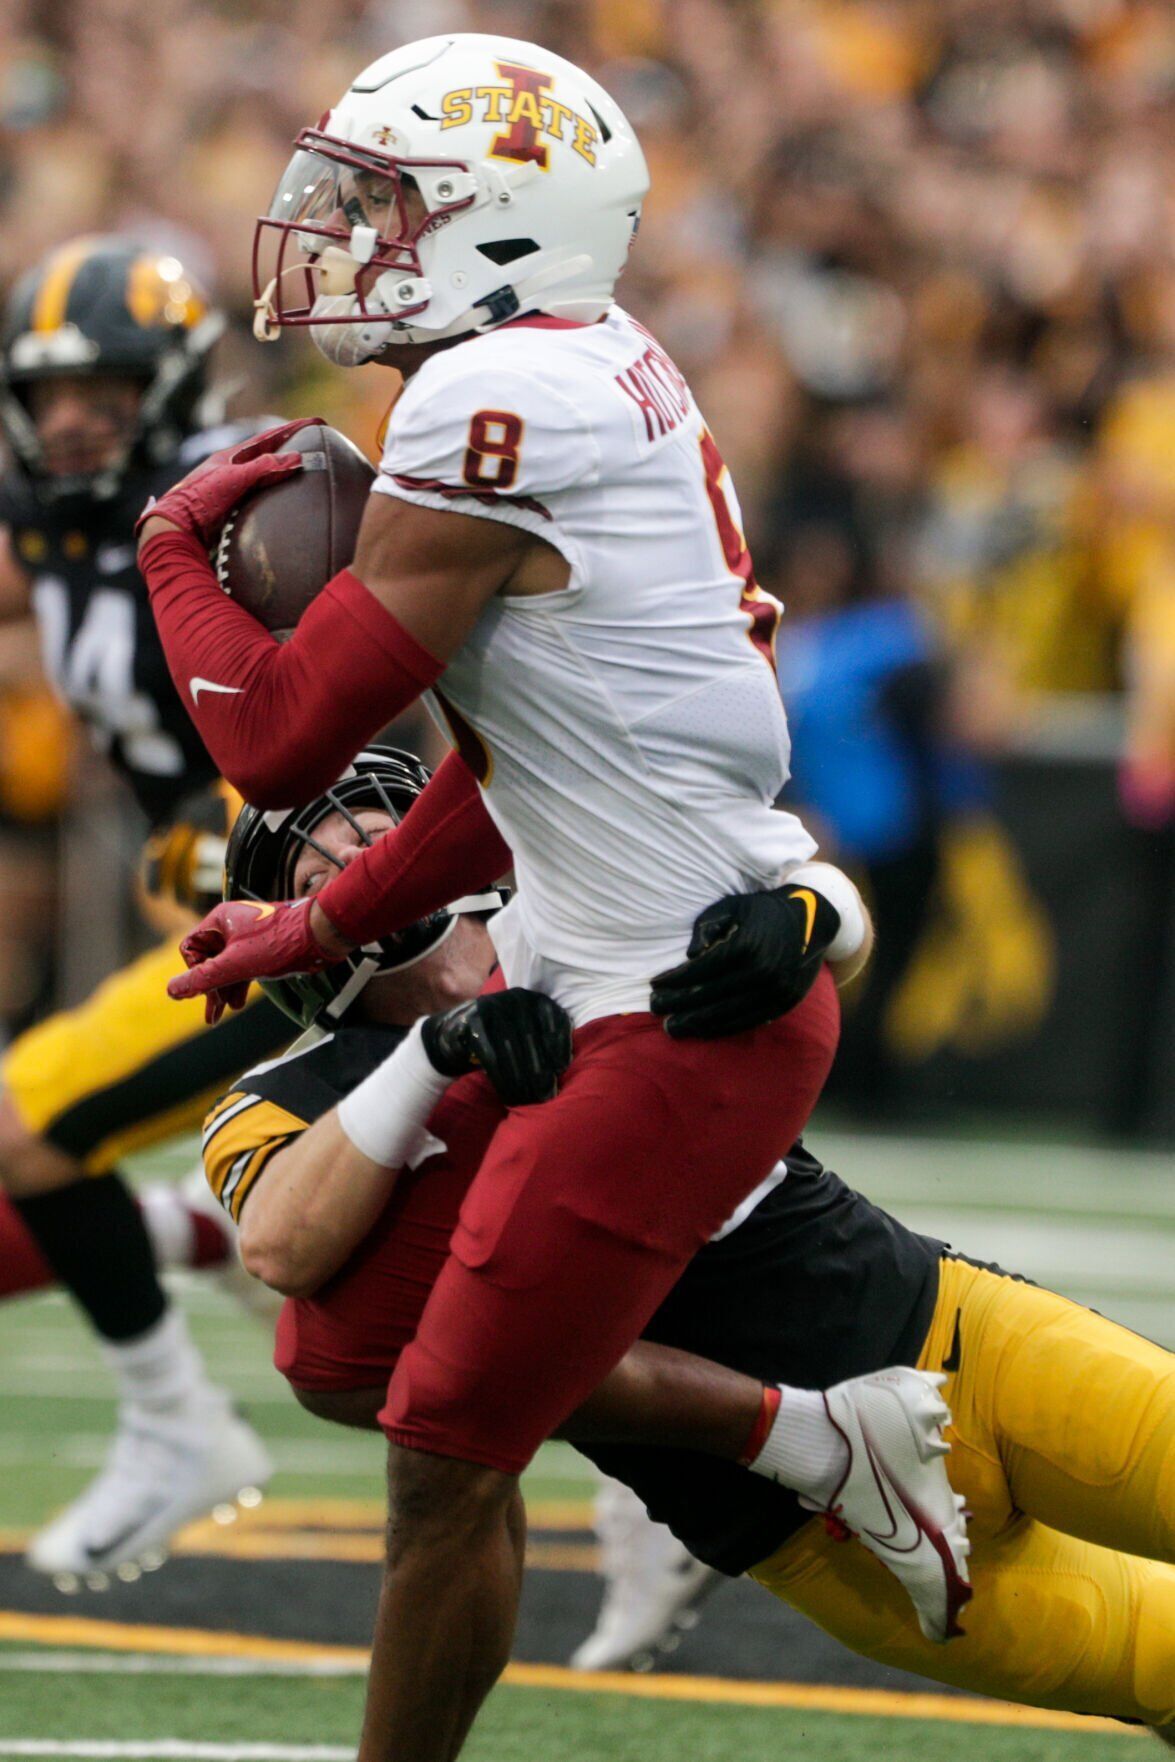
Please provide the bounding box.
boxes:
[141,528,443,809]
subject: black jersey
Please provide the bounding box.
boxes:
[210,1024,944,1576]
[0,422,262,825]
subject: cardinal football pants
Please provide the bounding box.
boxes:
[378,968,841,1472]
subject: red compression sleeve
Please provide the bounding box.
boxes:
[141,530,443,808]
[316,748,513,946]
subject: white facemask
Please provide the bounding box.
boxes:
[309,293,395,367]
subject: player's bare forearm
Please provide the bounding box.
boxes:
[560,1340,763,1459]
[294,1342,765,1457]
[136,513,183,549]
[236,1114,398,1296]
[352,491,526,661]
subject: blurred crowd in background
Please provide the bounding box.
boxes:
[0,0,1171,1132]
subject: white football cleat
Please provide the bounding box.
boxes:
[808,1367,971,1644]
[570,1477,719,1672]
[26,1394,272,1578]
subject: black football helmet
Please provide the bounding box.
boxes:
[0,234,225,507]
[223,746,509,1031]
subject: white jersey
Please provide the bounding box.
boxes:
[374,305,815,1020]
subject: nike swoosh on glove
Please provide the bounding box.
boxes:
[649,885,842,1038]
[421,989,574,1108]
[168,899,339,1025]
[134,418,324,548]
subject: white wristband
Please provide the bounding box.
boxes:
[784,862,868,962]
[336,1020,452,1169]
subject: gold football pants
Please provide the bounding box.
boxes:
[752,1255,1175,1726]
[3,940,291,1174]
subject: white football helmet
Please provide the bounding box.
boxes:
[254,34,649,364]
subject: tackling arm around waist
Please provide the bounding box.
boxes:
[234,1022,452,1297]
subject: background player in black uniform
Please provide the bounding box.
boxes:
[205,748,1175,1735]
[0,237,293,1581]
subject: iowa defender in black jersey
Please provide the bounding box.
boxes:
[204,750,1175,1737]
[0,238,292,1580]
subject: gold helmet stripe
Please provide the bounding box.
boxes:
[127,254,208,329]
[30,235,105,334]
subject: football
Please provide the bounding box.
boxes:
[211,423,375,632]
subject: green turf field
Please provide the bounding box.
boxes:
[0,1126,1168,1762]
[0,1649,1150,1762]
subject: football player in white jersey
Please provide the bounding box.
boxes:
[136,35,969,1761]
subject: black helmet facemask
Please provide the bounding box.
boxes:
[223,747,509,1031]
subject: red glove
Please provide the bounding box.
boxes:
[135,418,325,548]
[169,898,341,1025]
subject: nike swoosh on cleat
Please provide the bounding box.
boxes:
[190,677,244,704]
[858,1432,928,1555]
[84,1495,174,1564]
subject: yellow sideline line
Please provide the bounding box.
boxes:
[0,1613,1141,1737]
[0,1536,596,1571]
[0,1535,599,1572]
[0,1499,594,1557]
[212,1498,594,1529]
[0,1615,369,1664]
[205,1499,387,1528]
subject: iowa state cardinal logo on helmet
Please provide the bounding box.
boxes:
[439,60,602,169]
[252,32,648,364]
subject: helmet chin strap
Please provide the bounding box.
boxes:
[255,252,369,343]
[324,951,383,1021]
[321,883,507,1022]
[447,887,508,916]
[310,297,398,367]
[253,280,283,343]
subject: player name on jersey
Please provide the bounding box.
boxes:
[615,329,692,442]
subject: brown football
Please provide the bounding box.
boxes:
[211,424,375,632]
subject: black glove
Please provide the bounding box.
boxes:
[421,988,574,1107]
[650,885,841,1039]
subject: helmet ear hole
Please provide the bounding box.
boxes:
[477,239,539,266]
[585,102,612,144]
